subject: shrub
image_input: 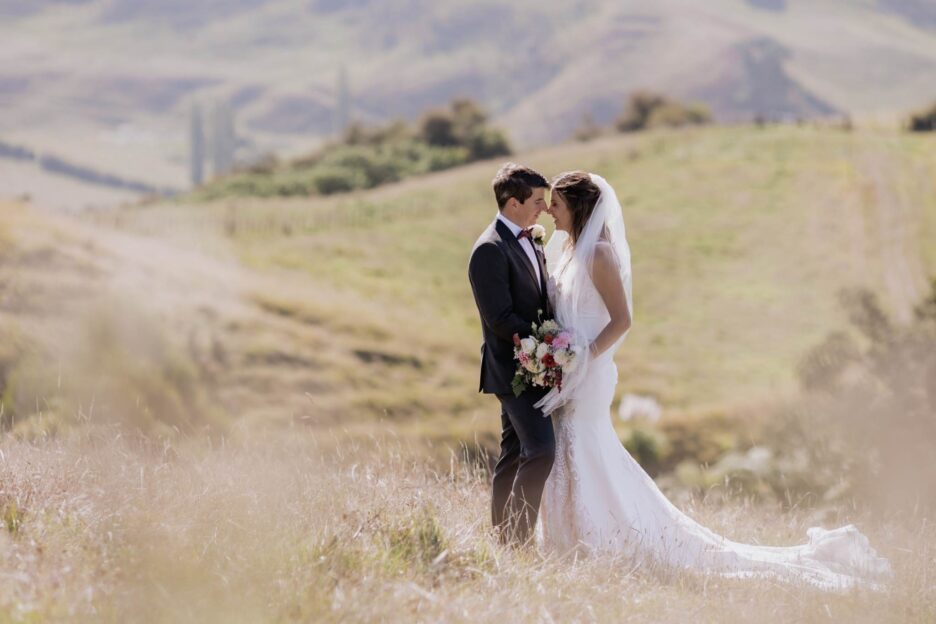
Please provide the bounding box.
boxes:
[616,91,712,133]
[464,126,511,160]
[772,281,936,511]
[420,111,459,147]
[616,91,667,132]
[422,145,471,172]
[197,97,511,200]
[319,146,406,188]
[311,167,360,195]
[907,101,936,132]
[623,425,671,476]
[647,102,712,128]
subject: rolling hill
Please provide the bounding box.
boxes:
[2,124,934,449]
[2,0,936,208]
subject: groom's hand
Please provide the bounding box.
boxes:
[469,243,531,342]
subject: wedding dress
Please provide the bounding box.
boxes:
[534,174,892,591]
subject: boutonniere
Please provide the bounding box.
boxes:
[530,224,546,246]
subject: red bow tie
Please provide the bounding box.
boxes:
[517,228,533,241]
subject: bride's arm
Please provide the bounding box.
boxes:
[588,242,632,358]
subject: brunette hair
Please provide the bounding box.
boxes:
[551,171,602,244]
[492,162,548,209]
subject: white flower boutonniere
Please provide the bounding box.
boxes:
[530,224,547,246]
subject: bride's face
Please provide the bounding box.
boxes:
[547,190,571,233]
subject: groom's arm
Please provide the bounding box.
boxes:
[469,243,533,342]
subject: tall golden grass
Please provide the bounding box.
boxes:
[1,424,933,622]
[2,125,936,621]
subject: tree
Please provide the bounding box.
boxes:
[189,102,205,187]
[334,65,351,137]
[210,101,237,177]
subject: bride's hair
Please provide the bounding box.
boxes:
[550,171,602,245]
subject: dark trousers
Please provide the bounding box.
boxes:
[492,389,556,546]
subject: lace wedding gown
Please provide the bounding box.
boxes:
[536,253,892,591]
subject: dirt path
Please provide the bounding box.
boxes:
[860,149,927,323]
[1,200,341,424]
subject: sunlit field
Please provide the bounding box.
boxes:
[2,125,935,621]
[1,426,934,622]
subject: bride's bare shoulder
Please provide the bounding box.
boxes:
[592,241,620,269]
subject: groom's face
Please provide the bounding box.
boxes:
[517,187,547,226]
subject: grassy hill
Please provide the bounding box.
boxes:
[2,124,935,620]
[3,124,933,448]
[2,0,936,202]
[124,123,936,409]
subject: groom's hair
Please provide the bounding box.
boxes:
[492,163,548,209]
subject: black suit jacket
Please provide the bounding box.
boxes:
[468,218,552,395]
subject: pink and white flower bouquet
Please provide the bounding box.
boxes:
[511,319,580,397]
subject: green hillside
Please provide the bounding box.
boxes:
[3,127,936,620]
[2,0,936,195]
[2,124,934,449]
[65,124,935,434]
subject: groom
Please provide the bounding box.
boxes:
[468,163,555,547]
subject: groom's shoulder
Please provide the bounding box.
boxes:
[469,224,508,271]
[470,221,504,254]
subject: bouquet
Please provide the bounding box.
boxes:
[511,319,580,397]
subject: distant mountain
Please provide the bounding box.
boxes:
[2,0,935,204]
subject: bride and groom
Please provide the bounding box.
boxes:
[468,163,892,590]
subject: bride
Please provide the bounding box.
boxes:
[533,171,892,590]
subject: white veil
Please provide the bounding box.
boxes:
[535,173,633,416]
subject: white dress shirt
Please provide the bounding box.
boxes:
[496,212,541,287]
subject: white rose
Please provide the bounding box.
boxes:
[553,350,570,367]
[520,337,537,355]
[531,224,546,242]
[535,342,548,360]
[541,319,559,333]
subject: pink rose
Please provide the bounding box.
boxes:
[553,332,571,350]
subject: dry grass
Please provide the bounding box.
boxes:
[93,125,936,415]
[2,126,936,620]
[0,426,933,623]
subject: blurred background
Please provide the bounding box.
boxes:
[3,0,936,209]
[1,1,935,621]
